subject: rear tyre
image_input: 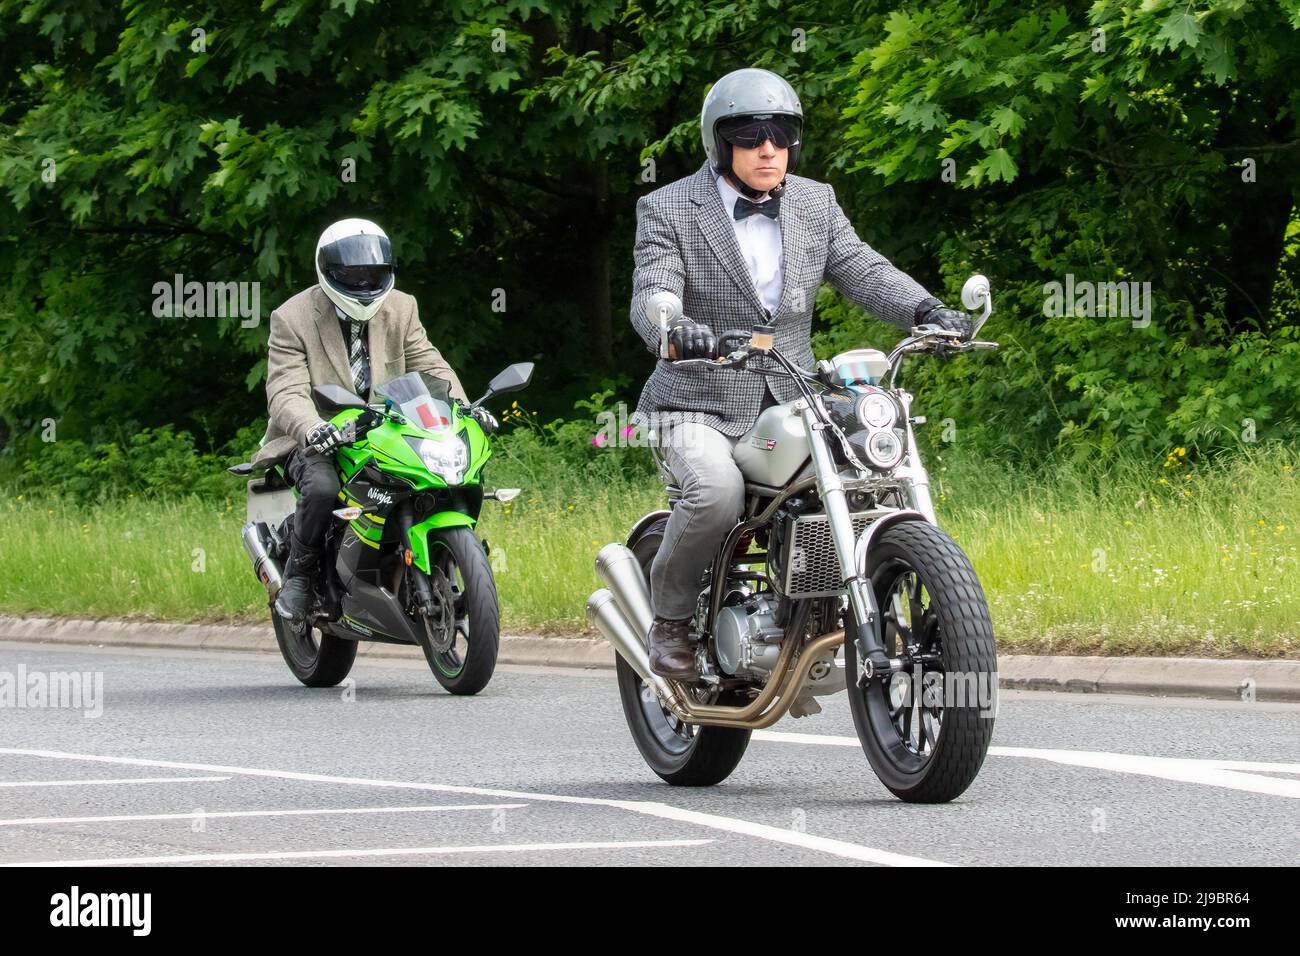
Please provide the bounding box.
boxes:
[271,611,358,688]
[614,517,751,786]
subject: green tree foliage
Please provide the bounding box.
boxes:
[828,0,1300,456]
[1,0,1297,478]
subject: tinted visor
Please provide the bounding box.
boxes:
[319,233,394,299]
[326,263,392,294]
[717,114,802,150]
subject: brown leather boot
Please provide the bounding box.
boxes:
[648,616,697,680]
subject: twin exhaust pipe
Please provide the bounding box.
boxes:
[585,544,682,712]
[586,541,848,730]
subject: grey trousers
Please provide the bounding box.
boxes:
[649,421,747,619]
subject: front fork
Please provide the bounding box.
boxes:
[394,499,435,615]
[799,402,900,678]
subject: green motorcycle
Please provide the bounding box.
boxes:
[230,363,533,694]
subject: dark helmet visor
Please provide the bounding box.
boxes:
[318,233,394,299]
[717,114,802,150]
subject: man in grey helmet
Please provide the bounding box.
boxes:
[629,67,973,680]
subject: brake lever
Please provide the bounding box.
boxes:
[669,348,750,369]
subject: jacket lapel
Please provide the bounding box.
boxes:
[689,164,767,317]
[774,188,808,320]
[313,287,355,392]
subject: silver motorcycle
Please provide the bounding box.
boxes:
[588,276,1000,802]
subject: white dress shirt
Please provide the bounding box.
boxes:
[716,175,784,315]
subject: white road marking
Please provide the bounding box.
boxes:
[753,730,1300,799]
[0,804,526,827]
[0,775,229,788]
[5,839,713,867]
[990,746,1300,799]
[0,748,948,866]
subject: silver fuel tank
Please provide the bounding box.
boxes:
[732,401,811,487]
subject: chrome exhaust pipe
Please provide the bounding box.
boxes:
[588,543,685,716]
[587,588,684,717]
[241,520,284,599]
[594,543,654,642]
[587,589,654,682]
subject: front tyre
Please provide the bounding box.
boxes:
[845,520,997,803]
[271,611,358,688]
[614,517,750,786]
[416,526,500,696]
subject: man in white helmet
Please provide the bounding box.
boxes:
[261,218,484,622]
[629,68,973,680]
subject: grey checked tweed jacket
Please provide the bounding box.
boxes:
[630,163,933,437]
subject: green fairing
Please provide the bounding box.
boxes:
[408,511,478,572]
[325,403,492,571]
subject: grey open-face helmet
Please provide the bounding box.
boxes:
[701,68,803,194]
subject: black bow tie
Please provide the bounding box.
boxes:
[733,194,780,221]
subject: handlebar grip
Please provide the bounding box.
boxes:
[717,328,751,353]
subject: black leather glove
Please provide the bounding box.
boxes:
[913,297,974,340]
[667,318,718,361]
[469,406,498,434]
[305,421,345,456]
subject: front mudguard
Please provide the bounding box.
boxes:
[854,509,931,580]
[408,511,477,573]
[847,509,931,671]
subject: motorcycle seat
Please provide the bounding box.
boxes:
[249,435,297,471]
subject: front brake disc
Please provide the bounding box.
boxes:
[422,566,456,653]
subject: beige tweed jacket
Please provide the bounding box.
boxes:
[252,284,467,468]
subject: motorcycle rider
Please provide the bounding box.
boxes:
[629,68,973,680]
[259,218,492,623]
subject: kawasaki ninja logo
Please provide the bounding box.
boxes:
[343,616,374,637]
[367,488,393,505]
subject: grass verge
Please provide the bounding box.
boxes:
[0,449,1294,656]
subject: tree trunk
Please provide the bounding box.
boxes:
[1220,109,1296,335]
[581,161,613,369]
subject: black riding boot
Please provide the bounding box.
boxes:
[274,531,321,622]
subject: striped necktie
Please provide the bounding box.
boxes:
[348,319,370,397]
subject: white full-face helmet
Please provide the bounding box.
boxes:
[315,218,395,323]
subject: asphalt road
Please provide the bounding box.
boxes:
[0,641,1296,866]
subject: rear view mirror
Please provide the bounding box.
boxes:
[645,292,682,358]
[473,362,535,407]
[313,384,367,414]
[487,362,534,396]
[960,274,993,337]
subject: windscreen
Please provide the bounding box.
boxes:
[375,371,454,433]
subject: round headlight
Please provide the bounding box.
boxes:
[866,430,904,470]
[857,392,897,430]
